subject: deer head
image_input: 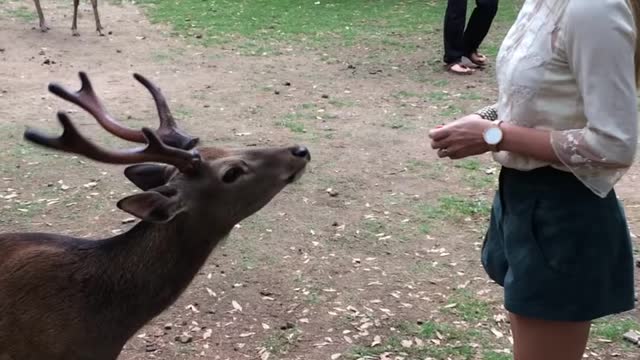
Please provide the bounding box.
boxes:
[25,72,310,230]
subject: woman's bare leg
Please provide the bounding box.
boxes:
[509,312,591,360]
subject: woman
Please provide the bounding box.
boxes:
[443,0,499,75]
[429,1,638,359]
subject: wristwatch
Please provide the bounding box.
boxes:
[483,120,504,152]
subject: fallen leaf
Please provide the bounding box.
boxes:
[371,335,382,346]
[232,300,243,312]
[490,328,504,339]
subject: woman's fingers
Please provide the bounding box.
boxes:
[428,126,451,141]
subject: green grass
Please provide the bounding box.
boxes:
[136,0,524,50]
[277,113,307,133]
[484,351,512,360]
[138,0,445,46]
[7,6,36,22]
[442,289,492,322]
[592,317,640,343]
[416,194,491,234]
[349,321,492,359]
[262,328,300,355]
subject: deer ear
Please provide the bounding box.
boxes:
[124,164,176,191]
[117,189,185,223]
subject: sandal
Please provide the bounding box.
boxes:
[445,62,475,75]
[467,52,488,67]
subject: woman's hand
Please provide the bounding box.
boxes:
[428,114,493,159]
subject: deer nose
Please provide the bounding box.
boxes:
[291,145,310,160]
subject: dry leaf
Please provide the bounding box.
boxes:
[232,300,243,312]
[371,335,382,346]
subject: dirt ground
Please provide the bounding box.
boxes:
[0,1,638,359]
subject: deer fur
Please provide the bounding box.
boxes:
[0,73,310,360]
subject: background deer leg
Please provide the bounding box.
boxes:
[71,0,80,36]
[32,0,49,32]
[90,0,104,36]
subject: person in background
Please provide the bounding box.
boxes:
[430,0,638,359]
[443,0,499,75]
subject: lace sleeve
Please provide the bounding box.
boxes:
[550,0,638,198]
[474,103,498,120]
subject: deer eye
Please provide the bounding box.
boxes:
[222,166,245,183]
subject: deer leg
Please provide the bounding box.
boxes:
[71,0,80,36]
[32,0,49,32]
[90,0,104,36]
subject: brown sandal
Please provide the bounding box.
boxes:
[446,62,475,75]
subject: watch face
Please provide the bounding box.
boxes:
[484,127,503,145]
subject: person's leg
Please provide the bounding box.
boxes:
[463,0,499,65]
[443,0,474,74]
[509,312,591,360]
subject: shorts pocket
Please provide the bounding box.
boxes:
[502,197,555,280]
[531,196,595,275]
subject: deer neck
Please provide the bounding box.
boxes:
[100,213,232,329]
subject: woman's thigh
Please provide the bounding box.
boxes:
[509,312,591,360]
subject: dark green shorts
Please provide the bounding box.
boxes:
[482,166,636,322]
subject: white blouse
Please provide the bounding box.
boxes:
[491,0,638,198]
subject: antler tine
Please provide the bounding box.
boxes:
[48,72,147,144]
[133,73,199,150]
[24,112,201,173]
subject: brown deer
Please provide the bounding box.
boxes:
[0,72,310,360]
[33,0,103,36]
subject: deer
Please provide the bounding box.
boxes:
[33,0,103,36]
[0,72,310,360]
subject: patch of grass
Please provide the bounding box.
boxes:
[360,219,387,238]
[137,0,447,47]
[459,91,483,101]
[416,195,491,234]
[484,351,512,360]
[173,106,193,118]
[454,159,497,189]
[349,321,490,359]
[262,328,300,355]
[454,159,482,171]
[420,195,491,220]
[592,317,640,343]
[443,289,492,322]
[425,91,449,102]
[7,6,36,22]
[438,104,463,117]
[430,79,450,87]
[277,113,307,133]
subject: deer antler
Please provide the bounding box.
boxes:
[24,112,201,173]
[47,72,199,150]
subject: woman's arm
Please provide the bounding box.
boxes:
[431,1,638,197]
[499,123,559,164]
